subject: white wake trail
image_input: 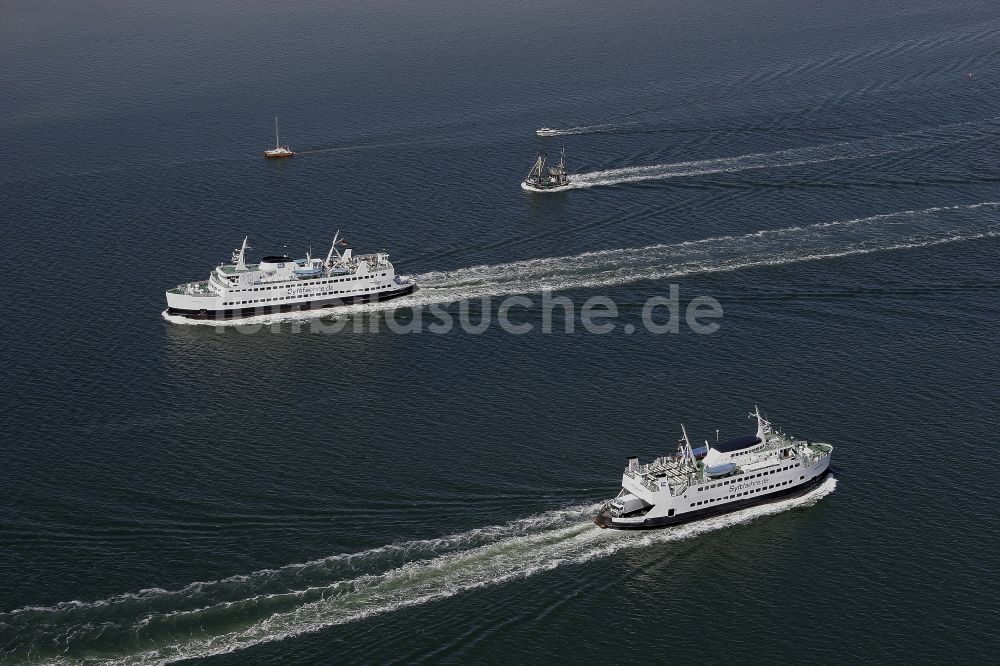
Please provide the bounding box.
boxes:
[0,479,837,665]
[163,200,1000,327]
[567,117,998,188]
[537,123,634,136]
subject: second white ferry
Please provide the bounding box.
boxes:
[165,232,416,320]
[594,407,833,529]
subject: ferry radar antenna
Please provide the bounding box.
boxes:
[749,405,773,438]
[680,424,696,468]
[325,230,345,267]
[233,236,248,271]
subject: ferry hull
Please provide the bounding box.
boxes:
[594,467,831,530]
[166,284,416,320]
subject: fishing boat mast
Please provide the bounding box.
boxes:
[527,153,545,182]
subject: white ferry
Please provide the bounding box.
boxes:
[594,407,833,529]
[164,232,416,320]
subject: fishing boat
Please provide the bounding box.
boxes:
[164,231,416,320]
[535,127,561,137]
[594,407,833,529]
[263,116,295,159]
[521,147,571,192]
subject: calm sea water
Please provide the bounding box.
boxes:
[2,0,999,663]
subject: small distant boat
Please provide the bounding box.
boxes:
[521,147,571,192]
[263,116,295,159]
[536,127,563,137]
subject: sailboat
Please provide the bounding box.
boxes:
[263,116,295,159]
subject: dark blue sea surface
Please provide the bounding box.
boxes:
[2,0,999,663]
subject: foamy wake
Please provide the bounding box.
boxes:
[0,478,837,664]
[538,123,633,136]
[567,116,1000,189]
[164,200,1000,327]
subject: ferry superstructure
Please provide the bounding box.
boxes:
[594,407,833,529]
[164,232,416,320]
